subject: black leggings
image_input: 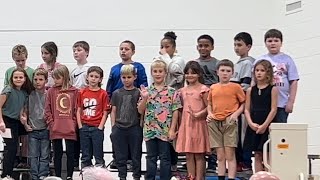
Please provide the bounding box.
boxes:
[52,139,75,178]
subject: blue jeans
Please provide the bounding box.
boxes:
[79,124,105,168]
[145,138,171,180]
[28,129,50,180]
[274,108,289,123]
[110,125,143,179]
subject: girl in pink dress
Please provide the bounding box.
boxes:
[176,61,210,180]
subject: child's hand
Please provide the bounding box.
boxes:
[159,48,167,55]
[20,114,28,125]
[229,113,238,122]
[139,85,149,99]
[249,122,259,131]
[285,102,294,113]
[187,105,200,119]
[0,121,6,132]
[24,124,33,132]
[168,129,178,140]
[206,113,213,122]
[256,124,268,134]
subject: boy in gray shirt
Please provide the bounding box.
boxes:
[21,68,50,180]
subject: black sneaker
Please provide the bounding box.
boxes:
[206,165,217,173]
[110,160,117,169]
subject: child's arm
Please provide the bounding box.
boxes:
[244,87,259,131]
[169,110,179,140]
[206,89,214,122]
[257,86,278,134]
[190,90,209,119]
[110,106,116,127]
[0,94,7,132]
[44,90,54,128]
[230,85,246,120]
[286,80,298,113]
[137,85,148,114]
[137,64,148,87]
[20,107,32,132]
[76,107,82,129]
[230,103,244,121]
[98,111,108,130]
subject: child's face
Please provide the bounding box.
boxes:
[87,71,102,88]
[119,43,135,61]
[41,48,53,63]
[255,64,267,82]
[120,73,136,88]
[53,76,63,87]
[185,69,199,84]
[161,39,175,57]
[33,75,47,90]
[265,37,282,54]
[12,71,26,88]
[197,39,214,59]
[217,65,233,83]
[73,46,88,63]
[151,67,166,84]
[234,40,251,57]
[13,54,27,69]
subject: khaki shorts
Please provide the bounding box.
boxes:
[208,116,238,148]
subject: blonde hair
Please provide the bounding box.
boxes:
[120,64,136,75]
[34,67,48,80]
[12,44,28,59]
[52,65,70,90]
[151,58,167,73]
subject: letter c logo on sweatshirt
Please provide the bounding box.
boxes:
[56,93,71,114]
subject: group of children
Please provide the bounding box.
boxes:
[0,28,299,180]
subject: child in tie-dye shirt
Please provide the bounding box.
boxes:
[138,59,181,180]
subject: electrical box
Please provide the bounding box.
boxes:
[264,123,308,180]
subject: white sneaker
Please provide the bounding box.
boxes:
[2,176,14,180]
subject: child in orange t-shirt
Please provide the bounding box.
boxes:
[207,59,245,180]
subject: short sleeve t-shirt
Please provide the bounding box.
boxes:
[111,87,140,128]
[255,53,299,108]
[1,86,28,120]
[77,87,109,127]
[28,90,47,130]
[70,63,94,89]
[196,57,219,86]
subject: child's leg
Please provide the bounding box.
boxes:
[254,152,264,173]
[65,139,75,178]
[52,139,63,177]
[110,126,129,179]
[225,147,237,179]
[216,147,226,176]
[194,153,206,180]
[73,131,81,168]
[28,131,41,180]
[39,129,51,178]
[79,125,93,168]
[128,126,143,179]
[186,153,196,177]
[158,140,172,180]
[19,135,29,165]
[91,126,105,166]
[145,139,159,180]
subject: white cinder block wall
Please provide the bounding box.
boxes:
[0,0,318,175]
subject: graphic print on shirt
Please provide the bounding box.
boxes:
[83,98,98,117]
[272,62,287,87]
[120,95,134,124]
[56,93,71,115]
[202,65,215,80]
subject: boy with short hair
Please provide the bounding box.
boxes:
[231,32,254,171]
[70,41,94,169]
[138,59,181,180]
[4,44,34,86]
[20,68,50,180]
[256,29,299,123]
[110,64,143,180]
[196,34,219,170]
[207,59,245,180]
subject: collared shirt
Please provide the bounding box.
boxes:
[143,84,182,141]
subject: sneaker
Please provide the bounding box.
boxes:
[242,164,252,171]
[66,177,73,180]
[120,178,126,180]
[109,160,117,169]
[206,165,216,173]
[237,163,243,172]
[171,164,177,172]
[2,176,14,180]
